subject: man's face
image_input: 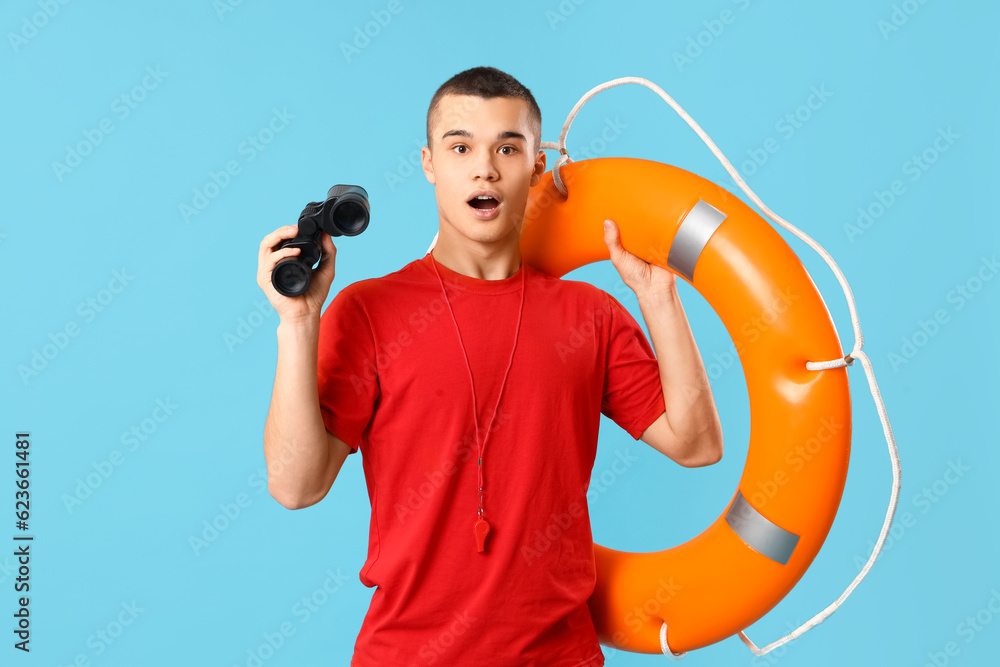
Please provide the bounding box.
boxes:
[421,94,546,246]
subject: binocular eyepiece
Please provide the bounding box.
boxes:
[272,184,369,297]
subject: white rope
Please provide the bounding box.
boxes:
[538,77,901,659]
[660,623,686,661]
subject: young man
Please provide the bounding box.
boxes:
[258,66,723,666]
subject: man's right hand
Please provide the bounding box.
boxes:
[257,224,338,325]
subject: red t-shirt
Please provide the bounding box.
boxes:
[317,251,665,667]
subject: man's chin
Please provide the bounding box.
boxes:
[445,214,518,242]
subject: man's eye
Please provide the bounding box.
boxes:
[451,145,517,155]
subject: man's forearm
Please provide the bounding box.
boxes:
[635,288,723,461]
[263,318,331,507]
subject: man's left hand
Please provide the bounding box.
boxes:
[603,218,677,299]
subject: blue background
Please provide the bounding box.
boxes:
[2,0,997,665]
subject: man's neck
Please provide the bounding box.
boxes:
[430,241,522,280]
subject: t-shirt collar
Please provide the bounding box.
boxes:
[420,251,526,294]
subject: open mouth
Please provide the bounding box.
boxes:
[467,195,500,211]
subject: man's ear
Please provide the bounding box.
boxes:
[421,145,435,184]
[529,149,546,187]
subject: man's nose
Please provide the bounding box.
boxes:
[471,152,499,179]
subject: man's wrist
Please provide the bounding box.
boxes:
[277,315,321,340]
[635,286,679,308]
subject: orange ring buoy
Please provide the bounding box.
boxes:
[520,157,852,656]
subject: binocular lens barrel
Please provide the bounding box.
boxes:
[271,184,369,298]
[333,200,368,236]
[272,261,310,297]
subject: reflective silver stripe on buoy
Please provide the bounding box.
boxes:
[666,200,727,282]
[725,490,800,565]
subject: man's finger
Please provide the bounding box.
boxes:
[314,233,337,283]
[258,225,299,265]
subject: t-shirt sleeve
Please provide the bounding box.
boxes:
[316,287,379,455]
[601,291,666,440]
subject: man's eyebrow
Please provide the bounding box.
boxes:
[441,129,527,143]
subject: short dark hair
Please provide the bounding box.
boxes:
[426,66,542,153]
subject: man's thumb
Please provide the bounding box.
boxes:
[316,234,337,279]
[603,218,616,242]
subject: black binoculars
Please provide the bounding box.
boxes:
[272,184,370,297]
